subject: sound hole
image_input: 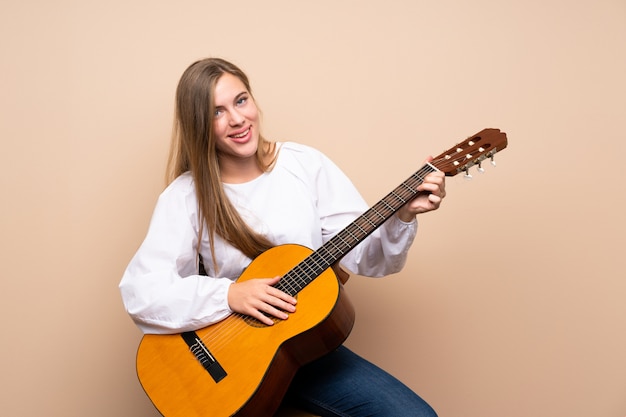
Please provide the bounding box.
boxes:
[243,315,281,328]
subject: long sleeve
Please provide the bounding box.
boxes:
[303,144,417,277]
[119,174,234,334]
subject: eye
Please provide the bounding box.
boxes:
[214,107,224,117]
[236,95,248,106]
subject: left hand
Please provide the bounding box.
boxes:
[396,159,446,222]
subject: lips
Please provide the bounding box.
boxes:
[228,126,251,142]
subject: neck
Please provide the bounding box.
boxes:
[219,156,263,184]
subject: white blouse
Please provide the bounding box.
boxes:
[119,142,417,334]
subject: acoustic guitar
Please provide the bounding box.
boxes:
[136,128,509,416]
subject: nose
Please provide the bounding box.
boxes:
[229,109,245,126]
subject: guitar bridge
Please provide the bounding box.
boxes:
[181,331,227,383]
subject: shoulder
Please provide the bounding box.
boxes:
[156,172,197,208]
[276,142,334,170]
[272,142,353,192]
[162,171,194,195]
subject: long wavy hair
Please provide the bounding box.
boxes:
[166,58,277,270]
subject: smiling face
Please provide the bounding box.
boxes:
[212,72,261,181]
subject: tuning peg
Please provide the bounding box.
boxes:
[490,155,497,167]
[464,168,473,180]
[477,162,485,174]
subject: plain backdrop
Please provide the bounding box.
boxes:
[1,1,625,416]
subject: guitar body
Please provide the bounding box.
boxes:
[136,244,356,417]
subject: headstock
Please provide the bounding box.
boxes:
[432,128,508,178]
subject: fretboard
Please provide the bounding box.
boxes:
[276,163,437,296]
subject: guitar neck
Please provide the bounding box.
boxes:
[275,127,509,296]
[277,163,438,296]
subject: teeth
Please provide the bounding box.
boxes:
[232,128,249,138]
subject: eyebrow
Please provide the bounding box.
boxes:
[215,91,249,109]
[234,91,248,101]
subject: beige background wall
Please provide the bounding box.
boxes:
[1,1,624,416]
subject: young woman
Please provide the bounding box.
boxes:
[120,57,445,417]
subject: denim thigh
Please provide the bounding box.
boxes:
[283,346,437,417]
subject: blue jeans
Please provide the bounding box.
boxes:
[283,346,437,417]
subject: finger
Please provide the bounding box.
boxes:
[424,172,445,186]
[265,285,297,306]
[427,193,442,205]
[256,302,289,323]
[251,309,277,326]
[265,275,282,285]
[262,288,297,314]
[272,297,297,313]
[417,182,441,194]
[245,296,287,324]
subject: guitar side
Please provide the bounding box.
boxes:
[136,244,356,417]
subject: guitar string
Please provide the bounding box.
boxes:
[183,139,501,356]
[192,165,437,355]
[176,141,499,361]
[270,164,437,294]
[190,165,439,356]
[196,142,493,346]
[195,256,337,353]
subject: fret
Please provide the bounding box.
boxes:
[390,190,407,204]
[334,234,351,250]
[344,228,359,243]
[278,274,298,294]
[400,181,417,194]
[307,253,327,272]
[369,207,386,221]
[316,246,337,266]
[298,259,318,280]
[361,215,377,227]
[379,199,395,212]
[353,222,367,235]
[279,162,444,293]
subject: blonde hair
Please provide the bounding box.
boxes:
[166,58,276,269]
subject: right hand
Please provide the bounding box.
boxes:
[227,276,297,326]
